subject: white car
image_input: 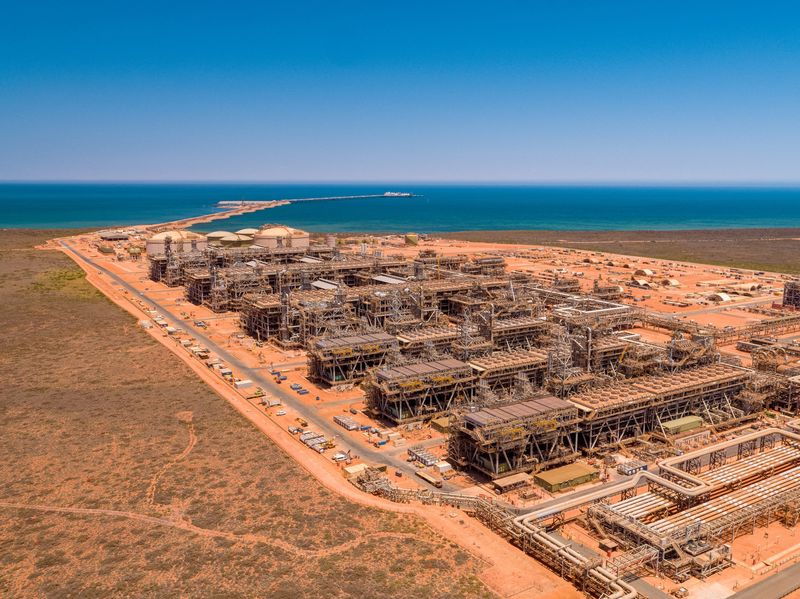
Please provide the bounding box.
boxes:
[276,410,287,416]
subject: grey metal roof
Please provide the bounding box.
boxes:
[377,359,469,381]
[373,274,407,285]
[314,332,396,349]
[464,395,571,428]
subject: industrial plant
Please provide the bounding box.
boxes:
[134,224,800,599]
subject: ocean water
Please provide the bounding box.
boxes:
[2,183,800,232]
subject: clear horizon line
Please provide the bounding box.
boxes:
[3,179,800,187]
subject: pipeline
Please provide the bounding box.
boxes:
[523,424,800,521]
[356,425,800,598]
[513,511,639,599]
[353,473,641,598]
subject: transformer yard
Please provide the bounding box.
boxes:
[55,223,800,599]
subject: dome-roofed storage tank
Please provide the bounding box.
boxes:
[219,233,253,248]
[253,225,310,249]
[206,231,232,246]
[145,230,208,255]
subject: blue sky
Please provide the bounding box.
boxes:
[1,1,799,182]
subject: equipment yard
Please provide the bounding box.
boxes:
[22,222,800,598]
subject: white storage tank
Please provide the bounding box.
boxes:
[253,225,310,249]
[145,230,208,255]
[219,233,253,248]
[206,231,232,246]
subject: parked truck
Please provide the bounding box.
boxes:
[415,470,443,489]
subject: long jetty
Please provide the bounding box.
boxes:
[216,194,414,207]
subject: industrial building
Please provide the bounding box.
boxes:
[448,364,754,477]
[448,395,580,478]
[136,223,800,598]
[534,462,598,492]
[307,332,399,386]
[583,428,800,580]
[784,280,800,309]
[570,363,750,450]
[363,359,476,424]
[145,228,797,466]
[468,349,549,392]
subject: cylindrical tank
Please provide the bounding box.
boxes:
[145,230,208,255]
[206,231,232,246]
[219,233,253,248]
[253,225,310,249]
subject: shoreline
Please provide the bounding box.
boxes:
[138,199,290,231]
[12,224,800,237]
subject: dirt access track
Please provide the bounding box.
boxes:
[53,236,577,599]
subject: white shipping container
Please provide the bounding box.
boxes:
[435,461,452,474]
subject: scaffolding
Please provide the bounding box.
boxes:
[185,264,273,312]
[591,280,624,302]
[148,242,335,283]
[486,315,553,350]
[414,253,468,271]
[640,309,800,347]
[363,358,476,423]
[461,255,507,276]
[148,240,208,286]
[586,430,800,579]
[783,280,800,309]
[546,329,598,398]
[351,470,638,599]
[396,326,460,357]
[448,395,580,478]
[307,332,399,385]
[570,364,750,451]
[240,288,361,347]
[571,333,628,374]
[468,349,549,392]
[451,312,494,360]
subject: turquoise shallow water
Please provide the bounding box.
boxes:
[2,183,800,232]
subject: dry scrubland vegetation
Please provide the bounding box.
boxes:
[440,228,800,274]
[0,230,492,598]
